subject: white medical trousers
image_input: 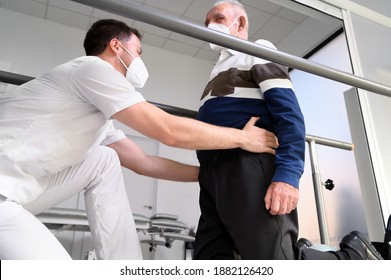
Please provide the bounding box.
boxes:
[0,146,142,260]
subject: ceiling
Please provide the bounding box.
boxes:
[0,0,343,61]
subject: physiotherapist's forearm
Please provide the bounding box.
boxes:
[137,155,199,182]
[108,138,199,182]
[113,102,277,153]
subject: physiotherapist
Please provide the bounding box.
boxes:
[0,19,277,260]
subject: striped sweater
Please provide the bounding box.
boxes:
[197,40,305,188]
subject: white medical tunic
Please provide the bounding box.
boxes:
[0,56,145,205]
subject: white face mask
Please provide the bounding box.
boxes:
[117,44,149,88]
[208,18,239,53]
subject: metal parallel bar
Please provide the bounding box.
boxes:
[0,70,33,85]
[0,70,354,150]
[70,0,391,98]
[149,102,197,119]
[308,139,330,245]
[305,134,353,151]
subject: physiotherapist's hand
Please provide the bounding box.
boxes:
[264,182,299,215]
[241,117,278,154]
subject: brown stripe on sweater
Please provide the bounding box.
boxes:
[201,63,290,100]
[251,63,290,84]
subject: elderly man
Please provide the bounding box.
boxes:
[193,0,382,260]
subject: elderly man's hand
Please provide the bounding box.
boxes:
[264,182,299,215]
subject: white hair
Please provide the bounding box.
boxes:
[213,0,244,10]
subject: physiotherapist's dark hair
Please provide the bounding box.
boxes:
[83,19,142,56]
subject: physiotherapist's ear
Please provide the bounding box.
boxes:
[110,38,121,54]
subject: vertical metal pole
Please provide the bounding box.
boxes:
[308,139,330,245]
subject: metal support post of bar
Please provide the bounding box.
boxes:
[70,0,391,98]
[308,139,330,245]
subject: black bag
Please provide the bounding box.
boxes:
[372,214,391,260]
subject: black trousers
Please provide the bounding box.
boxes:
[193,149,359,260]
[194,149,298,260]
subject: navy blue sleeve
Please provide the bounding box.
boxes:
[263,87,305,188]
